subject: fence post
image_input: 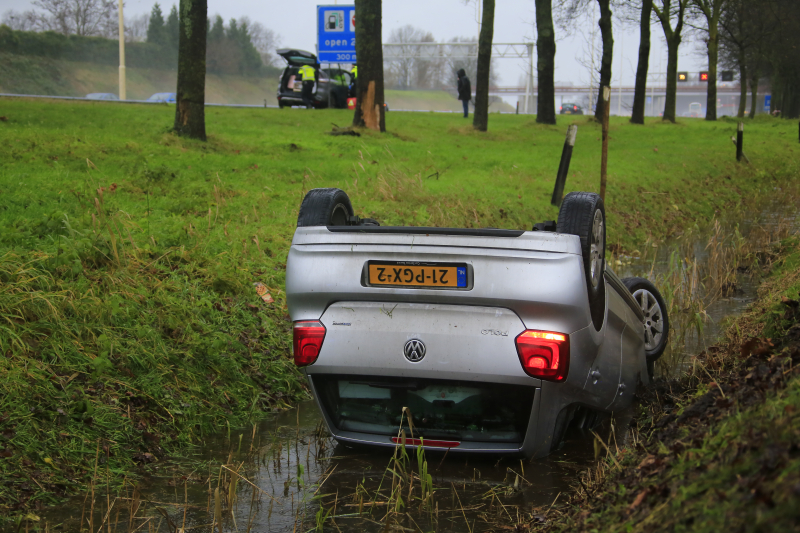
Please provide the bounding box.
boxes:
[736,122,744,162]
[516,101,519,115]
[600,86,611,202]
[551,125,578,207]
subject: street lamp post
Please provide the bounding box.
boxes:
[118,0,126,100]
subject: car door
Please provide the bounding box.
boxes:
[583,284,626,408]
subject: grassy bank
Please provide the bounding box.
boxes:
[0,52,280,105]
[0,97,798,518]
[534,239,800,532]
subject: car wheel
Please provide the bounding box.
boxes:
[297,188,354,227]
[557,191,606,330]
[621,277,669,366]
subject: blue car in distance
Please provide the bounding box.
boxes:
[85,93,119,100]
[147,92,176,103]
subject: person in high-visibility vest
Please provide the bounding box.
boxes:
[297,63,316,109]
[349,64,357,98]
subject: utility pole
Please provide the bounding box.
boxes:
[118,0,126,100]
[618,31,622,116]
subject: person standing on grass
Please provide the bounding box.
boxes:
[298,63,317,109]
[457,68,472,118]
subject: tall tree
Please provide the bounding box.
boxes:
[473,0,495,132]
[352,0,385,132]
[146,3,165,45]
[535,0,557,124]
[165,4,179,51]
[719,0,751,117]
[631,0,653,124]
[173,0,207,141]
[594,0,614,121]
[691,0,726,120]
[653,0,687,122]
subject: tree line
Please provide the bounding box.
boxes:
[534,0,800,125]
[1,0,281,76]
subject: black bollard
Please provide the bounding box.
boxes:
[551,124,578,207]
[736,122,744,162]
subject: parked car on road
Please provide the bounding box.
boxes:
[147,92,176,103]
[286,189,669,458]
[85,93,118,100]
[276,48,351,109]
[559,103,583,115]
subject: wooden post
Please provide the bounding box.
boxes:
[736,121,743,162]
[600,86,610,201]
[551,125,578,207]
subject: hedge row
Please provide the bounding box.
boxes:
[0,25,178,70]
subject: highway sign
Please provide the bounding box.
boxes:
[678,72,688,82]
[765,95,771,112]
[317,5,356,63]
[699,71,709,82]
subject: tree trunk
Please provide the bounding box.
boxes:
[663,34,680,122]
[173,0,207,140]
[352,0,385,132]
[473,0,495,132]
[534,0,557,124]
[705,15,719,120]
[631,0,652,124]
[736,46,747,118]
[749,72,758,119]
[594,0,614,121]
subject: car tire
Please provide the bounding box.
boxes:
[557,191,606,330]
[620,277,669,365]
[297,188,354,227]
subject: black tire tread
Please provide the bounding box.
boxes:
[557,191,606,330]
[297,188,354,227]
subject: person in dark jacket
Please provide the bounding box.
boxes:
[456,68,471,118]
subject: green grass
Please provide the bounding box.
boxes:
[0,97,798,517]
[538,240,800,533]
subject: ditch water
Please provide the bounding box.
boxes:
[36,194,800,533]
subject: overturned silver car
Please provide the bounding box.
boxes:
[286,189,668,458]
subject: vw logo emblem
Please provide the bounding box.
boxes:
[403,339,426,363]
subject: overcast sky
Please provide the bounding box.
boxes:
[4,0,707,87]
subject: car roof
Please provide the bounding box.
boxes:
[276,48,317,66]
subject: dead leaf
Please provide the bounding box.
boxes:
[629,488,649,510]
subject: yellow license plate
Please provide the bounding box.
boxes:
[367,262,468,288]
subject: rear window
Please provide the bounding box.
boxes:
[312,375,535,443]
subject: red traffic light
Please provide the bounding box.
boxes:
[699,71,709,81]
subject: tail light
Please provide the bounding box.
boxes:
[559,106,562,111]
[515,330,569,381]
[293,320,326,367]
[573,105,577,110]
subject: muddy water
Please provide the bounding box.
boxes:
[38,197,799,533]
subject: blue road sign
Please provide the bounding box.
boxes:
[764,94,771,113]
[317,5,356,63]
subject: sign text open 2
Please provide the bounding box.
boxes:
[317,5,356,63]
